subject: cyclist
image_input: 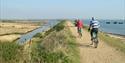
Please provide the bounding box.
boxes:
[88,17,100,46]
[76,19,83,37]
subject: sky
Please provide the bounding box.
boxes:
[0,0,125,19]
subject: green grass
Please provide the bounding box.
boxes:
[33,32,44,38]
[0,42,23,63]
[31,21,80,63]
[99,33,125,53]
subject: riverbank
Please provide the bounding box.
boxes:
[0,21,41,42]
[103,32,125,40]
[99,32,125,53]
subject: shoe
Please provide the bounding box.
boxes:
[94,46,97,48]
[94,47,97,48]
[94,43,98,48]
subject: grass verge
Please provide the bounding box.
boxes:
[99,32,125,53]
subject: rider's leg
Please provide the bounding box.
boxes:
[77,27,80,37]
[95,28,99,43]
[90,29,94,45]
[78,28,82,38]
[79,28,82,37]
[90,29,93,40]
[93,28,99,48]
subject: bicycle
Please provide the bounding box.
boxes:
[91,32,99,48]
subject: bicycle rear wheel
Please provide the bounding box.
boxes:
[93,39,98,48]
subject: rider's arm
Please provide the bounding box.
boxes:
[88,21,92,31]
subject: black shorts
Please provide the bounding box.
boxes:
[91,28,98,38]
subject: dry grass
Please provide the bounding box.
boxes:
[0,22,40,35]
[0,21,40,42]
[0,34,21,42]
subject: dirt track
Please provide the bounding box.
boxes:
[66,21,125,63]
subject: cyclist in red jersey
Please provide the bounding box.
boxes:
[76,19,83,37]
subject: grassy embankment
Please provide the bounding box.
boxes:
[83,25,125,53]
[0,20,80,63]
[31,20,80,63]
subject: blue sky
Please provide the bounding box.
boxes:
[0,0,125,19]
